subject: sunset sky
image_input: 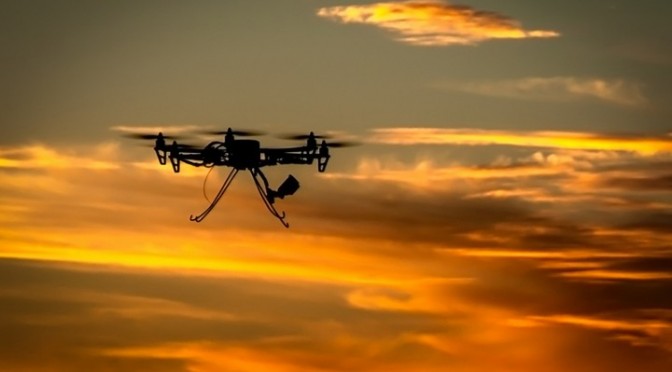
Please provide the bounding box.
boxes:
[2,1,672,371]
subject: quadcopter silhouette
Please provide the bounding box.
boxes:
[128,128,355,228]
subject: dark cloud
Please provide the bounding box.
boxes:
[610,256,672,274]
[620,211,672,233]
[605,174,672,191]
[292,179,545,246]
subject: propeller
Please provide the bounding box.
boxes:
[277,132,333,140]
[139,142,203,150]
[122,133,185,141]
[321,140,359,148]
[201,129,266,137]
[320,141,360,148]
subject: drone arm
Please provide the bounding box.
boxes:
[180,158,205,167]
[165,147,207,172]
[261,147,315,167]
[169,155,206,173]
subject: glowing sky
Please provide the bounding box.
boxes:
[2,1,672,371]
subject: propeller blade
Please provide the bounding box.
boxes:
[322,141,359,148]
[277,133,332,140]
[141,143,202,150]
[201,129,266,137]
[122,133,184,140]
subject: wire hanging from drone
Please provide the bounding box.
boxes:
[190,167,238,222]
[202,166,216,203]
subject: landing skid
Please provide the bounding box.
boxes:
[250,168,289,228]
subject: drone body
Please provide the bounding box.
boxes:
[141,128,350,227]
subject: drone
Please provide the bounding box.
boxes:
[128,128,354,228]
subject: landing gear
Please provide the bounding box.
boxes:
[189,167,297,228]
[250,168,290,228]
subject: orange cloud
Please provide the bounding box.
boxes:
[317,0,559,46]
[100,343,319,372]
[532,314,672,333]
[442,249,638,260]
[0,143,455,287]
[370,128,672,154]
[4,138,672,371]
[559,270,672,281]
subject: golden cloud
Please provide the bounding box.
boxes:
[317,0,559,46]
[370,128,672,154]
[110,124,203,135]
[0,143,453,287]
[0,144,119,170]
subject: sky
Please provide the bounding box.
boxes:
[1,0,672,370]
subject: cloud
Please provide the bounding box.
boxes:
[369,128,672,154]
[321,154,574,191]
[317,0,559,46]
[442,77,648,107]
[603,174,672,191]
[559,270,672,281]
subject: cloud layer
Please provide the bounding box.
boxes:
[2,132,672,370]
[317,0,559,46]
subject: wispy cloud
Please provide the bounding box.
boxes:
[0,144,119,170]
[441,77,648,107]
[321,156,570,190]
[317,0,559,46]
[370,128,672,154]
